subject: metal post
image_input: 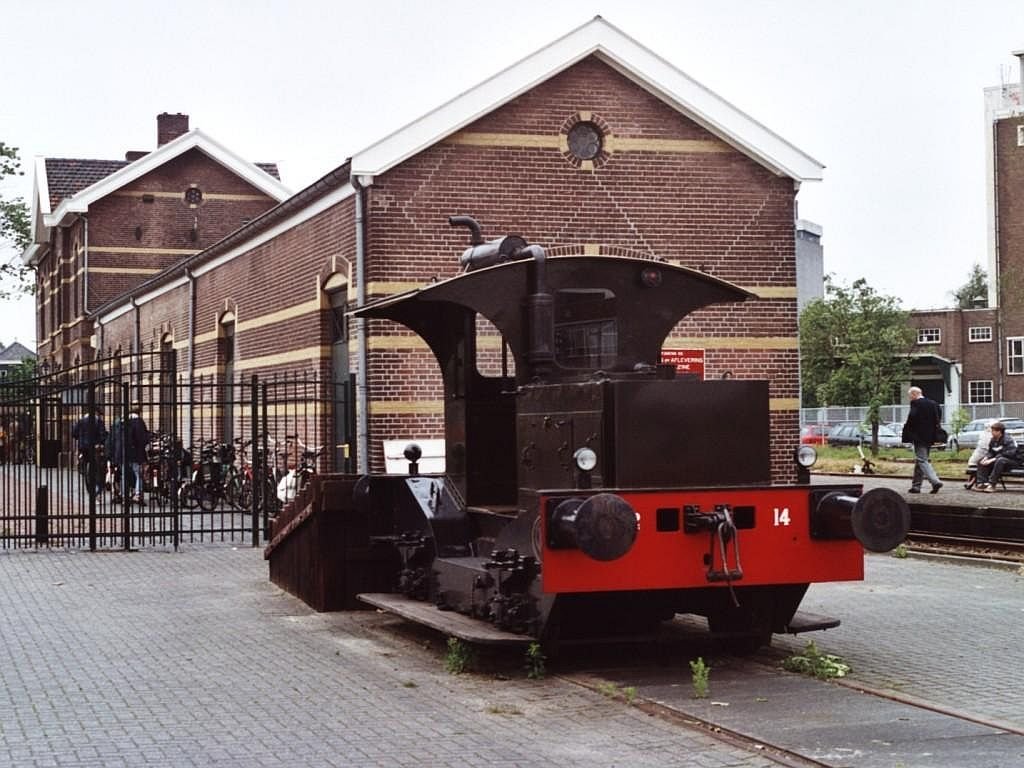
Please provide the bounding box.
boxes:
[170,350,179,552]
[87,383,97,552]
[35,485,48,545]
[261,381,270,541]
[250,374,259,546]
[122,382,131,551]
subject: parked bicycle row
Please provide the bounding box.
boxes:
[73,407,324,512]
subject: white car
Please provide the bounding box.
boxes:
[948,417,1024,452]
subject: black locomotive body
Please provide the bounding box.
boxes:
[269,219,909,650]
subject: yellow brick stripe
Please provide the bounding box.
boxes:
[444,132,730,155]
[89,266,162,275]
[111,190,272,202]
[90,246,201,256]
[663,337,798,350]
[369,400,445,415]
[769,398,800,411]
[748,286,798,299]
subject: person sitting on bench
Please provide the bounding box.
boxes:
[975,421,1021,492]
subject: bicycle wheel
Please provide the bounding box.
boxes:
[195,481,219,512]
[236,476,253,509]
[178,479,198,510]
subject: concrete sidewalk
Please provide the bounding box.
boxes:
[0,547,784,768]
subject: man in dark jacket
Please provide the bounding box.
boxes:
[125,405,150,504]
[975,421,1020,491]
[72,408,107,496]
[902,386,943,494]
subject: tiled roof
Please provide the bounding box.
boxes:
[44,158,129,210]
[44,157,281,210]
[0,342,37,363]
[255,163,280,180]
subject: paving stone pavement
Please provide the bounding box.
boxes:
[771,553,1024,730]
[0,546,784,768]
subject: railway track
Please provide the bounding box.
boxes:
[906,530,1024,561]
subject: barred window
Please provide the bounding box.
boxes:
[1009,337,1024,374]
[968,380,993,403]
[917,328,940,344]
[968,326,992,342]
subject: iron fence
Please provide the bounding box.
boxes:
[0,352,354,551]
[801,402,1024,427]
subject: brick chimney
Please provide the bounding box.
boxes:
[157,112,190,146]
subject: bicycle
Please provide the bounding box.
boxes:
[276,435,324,505]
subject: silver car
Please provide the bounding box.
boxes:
[948,417,1024,451]
[827,422,903,448]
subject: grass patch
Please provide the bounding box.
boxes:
[813,445,967,478]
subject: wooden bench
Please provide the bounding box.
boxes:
[964,465,1024,490]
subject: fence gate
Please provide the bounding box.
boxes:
[0,353,353,551]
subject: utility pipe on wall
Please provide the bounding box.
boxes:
[353,175,370,473]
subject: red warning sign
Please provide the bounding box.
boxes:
[660,348,705,378]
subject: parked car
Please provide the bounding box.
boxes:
[947,417,1024,452]
[827,422,903,448]
[800,424,831,445]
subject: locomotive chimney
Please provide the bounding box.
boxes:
[447,215,554,379]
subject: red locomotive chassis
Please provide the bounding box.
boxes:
[540,487,864,594]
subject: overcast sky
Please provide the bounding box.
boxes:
[3,0,1023,350]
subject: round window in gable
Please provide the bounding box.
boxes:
[567,121,603,161]
[184,187,203,206]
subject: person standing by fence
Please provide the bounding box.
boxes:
[72,407,107,496]
[126,404,150,505]
[901,386,943,494]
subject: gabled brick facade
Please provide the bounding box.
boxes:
[90,39,816,482]
[27,114,285,367]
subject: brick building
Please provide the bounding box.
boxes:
[905,50,1024,412]
[22,113,289,366]
[26,18,823,481]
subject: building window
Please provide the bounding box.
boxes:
[184,186,203,206]
[1018,124,1024,147]
[916,328,941,345]
[968,380,994,403]
[968,326,992,342]
[1009,337,1024,374]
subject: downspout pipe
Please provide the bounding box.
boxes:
[82,213,90,315]
[186,268,196,442]
[353,175,370,473]
[132,296,141,404]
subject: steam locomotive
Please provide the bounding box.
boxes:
[274,217,910,651]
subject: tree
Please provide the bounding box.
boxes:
[0,141,34,298]
[800,278,916,455]
[950,263,987,309]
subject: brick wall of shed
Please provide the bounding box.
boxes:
[362,55,801,481]
[996,116,1024,401]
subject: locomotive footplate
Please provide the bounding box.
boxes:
[784,611,841,634]
[357,593,533,646]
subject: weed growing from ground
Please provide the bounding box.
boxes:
[892,543,908,559]
[689,657,710,698]
[783,641,850,679]
[524,642,546,680]
[444,637,474,674]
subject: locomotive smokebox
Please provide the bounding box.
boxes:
[810,487,909,553]
[548,493,638,561]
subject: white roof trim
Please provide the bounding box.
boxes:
[351,16,823,182]
[37,128,291,231]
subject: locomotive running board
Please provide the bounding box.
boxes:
[784,611,841,634]
[357,593,533,646]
